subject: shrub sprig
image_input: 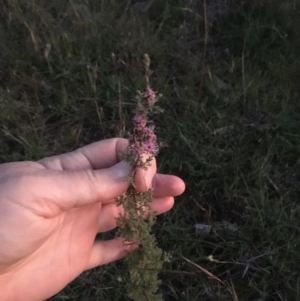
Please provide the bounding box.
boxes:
[116,54,169,301]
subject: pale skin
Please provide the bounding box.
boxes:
[0,138,185,301]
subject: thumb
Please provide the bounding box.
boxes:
[30,161,132,213]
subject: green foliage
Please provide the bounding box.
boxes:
[115,58,169,300]
[116,188,169,301]
[1,0,300,300]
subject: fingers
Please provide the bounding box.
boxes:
[34,138,184,214]
[134,154,157,192]
[153,174,185,197]
[98,196,174,232]
[85,237,138,270]
[84,173,184,269]
[38,138,129,171]
[134,155,185,194]
[97,173,184,232]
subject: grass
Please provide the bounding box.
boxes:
[1,0,300,300]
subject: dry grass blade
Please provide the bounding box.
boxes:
[180,255,239,301]
[180,254,225,284]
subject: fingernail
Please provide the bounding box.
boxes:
[110,161,132,179]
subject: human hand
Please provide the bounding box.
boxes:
[0,138,185,301]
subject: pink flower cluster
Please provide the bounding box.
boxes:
[142,87,156,106]
[129,110,158,156]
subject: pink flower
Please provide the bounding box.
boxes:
[143,126,156,141]
[133,112,147,130]
[142,87,156,104]
[129,106,159,157]
[130,143,144,156]
[142,141,158,155]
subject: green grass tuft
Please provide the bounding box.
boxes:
[1,0,299,300]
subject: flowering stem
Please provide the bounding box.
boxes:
[115,55,168,301]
